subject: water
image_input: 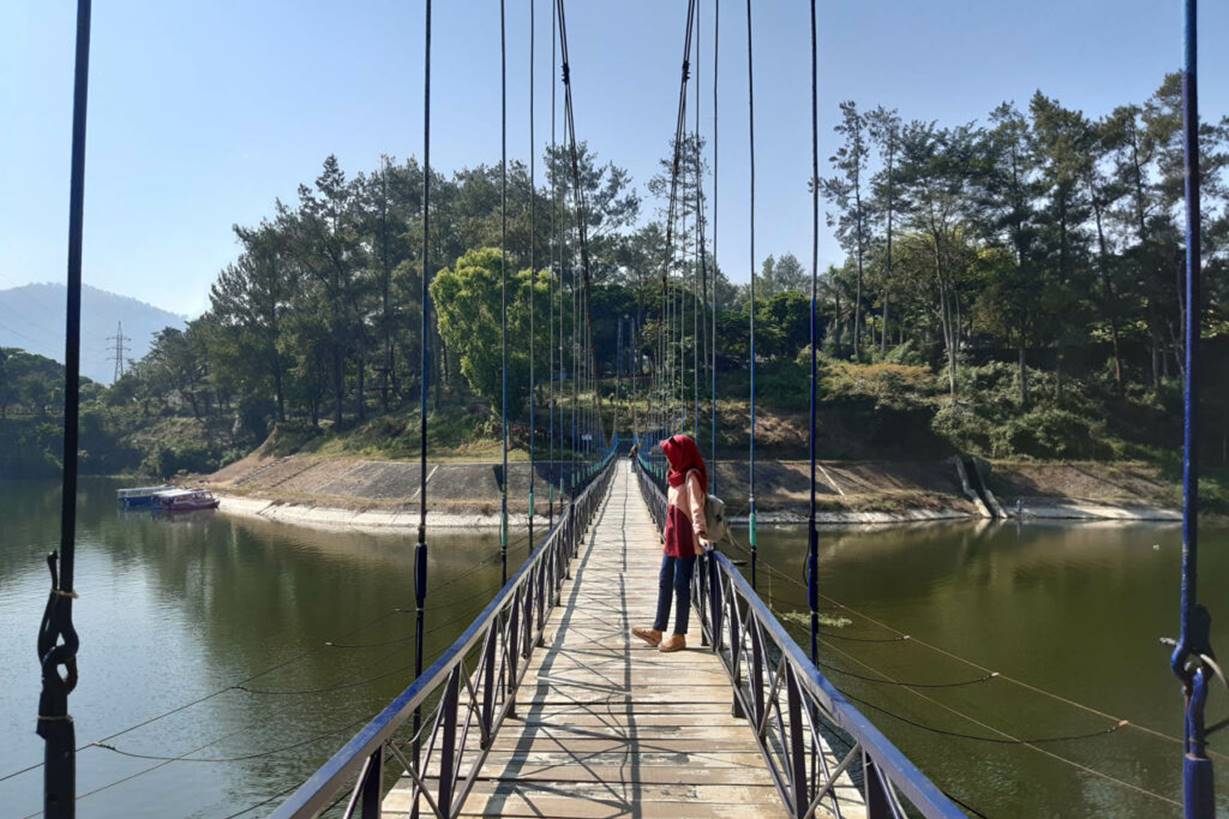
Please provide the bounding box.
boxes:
[0,477,534,819]
[2,479,1226,817]
[751,521,1229,818]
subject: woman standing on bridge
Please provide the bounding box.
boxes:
[634,434,711,652]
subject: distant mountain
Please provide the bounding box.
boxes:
[0,283,186,385]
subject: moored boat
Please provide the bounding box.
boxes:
[152,488,220,513]
[116,484,176,508]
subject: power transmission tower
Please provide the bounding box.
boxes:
[106,321,129,381]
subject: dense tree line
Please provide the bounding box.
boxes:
[109,146,650,440]
[19,72,1226,471]
[819,75,1229,403]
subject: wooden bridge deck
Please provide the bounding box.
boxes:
[384,461,862,817]
[464,461,783,817]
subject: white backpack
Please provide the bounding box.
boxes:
[687,469,727,544]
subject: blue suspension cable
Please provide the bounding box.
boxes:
[547,0,556,527]
[745,0,758,590]
[807,0,820,666]
[694,0,705,448]
[499,0,510,586]
[411,0,433,792]
[710,0,719,495]
[528,0,537,552]
[38,3,91,815]
[1171,2,1215,817]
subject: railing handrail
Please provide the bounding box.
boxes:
[272,442,620,819]
[635,459,962,819]
[709,547,961,817]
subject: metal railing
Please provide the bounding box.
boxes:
[272,445,619,819]
[634,458,963,819]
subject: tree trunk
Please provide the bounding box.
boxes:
[1054,346,1063,402]
[883,154,894,357]
[1151,330,1161,390]
[356,350,367,422]
[881,292,889,356]
[273,353,286,422]
[380,166,392,414]
[1018,343,1029,407]
[1089,182,1124,397]
[332,346,344,429]
[853,250,863,361]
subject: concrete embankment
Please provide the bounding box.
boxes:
[217,494,529,530]
[201,452,1180,531]
[984,461,1181,521]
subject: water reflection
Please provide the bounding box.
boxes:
[0,477,530,818]
[751,520,1227,818]
[3,479,1226,817]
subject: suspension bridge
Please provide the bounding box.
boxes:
[28,0,1217,817]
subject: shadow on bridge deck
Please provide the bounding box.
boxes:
[383,462,864,818]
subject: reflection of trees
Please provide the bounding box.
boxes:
[756,520,1195,819]
[2,476,527,810]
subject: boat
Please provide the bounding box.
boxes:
[116,484,175,508]
[152,488,220,513]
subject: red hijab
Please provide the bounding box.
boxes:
[660,434,707,494]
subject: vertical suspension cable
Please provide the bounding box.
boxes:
[681,120,690,436]
[807,0,820,666]
[710,0,719,494]
[694,0,705,445]
[39,3,90,814]
[570,204,577,494]
[679,248,685,422]
[1173,2,1215,815]
[745,0,758,590]
[556,0,600,481]
[662,0,697,441]
[500,0,509,586]
[411,0,433,789]
[689,92,698,438]
[554,3,565,509]
[548,0,556,527]
[528,0,537,550]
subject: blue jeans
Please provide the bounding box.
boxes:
[653,554,697,635]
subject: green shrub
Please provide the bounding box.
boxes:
[141,444,218,478]
[992,408,1109,459]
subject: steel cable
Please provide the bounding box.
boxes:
[819,637,1181,807]
[715,520,1219,760]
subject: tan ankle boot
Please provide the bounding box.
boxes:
[632,627,662,647]
[659,634,686,653]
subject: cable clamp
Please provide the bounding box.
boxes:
[36,714,74,722]
[53,588,79,599]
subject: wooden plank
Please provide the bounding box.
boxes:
[383,462,862,819]
[383,782,786,818]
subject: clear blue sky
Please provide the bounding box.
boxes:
[2,1,1226,317]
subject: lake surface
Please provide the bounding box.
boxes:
[752,521,1229,818]
[1,478,1226,817]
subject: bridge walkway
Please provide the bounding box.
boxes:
[465,460,786,817]
[381,461,777,816]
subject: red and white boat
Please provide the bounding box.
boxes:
[153,489,220,513]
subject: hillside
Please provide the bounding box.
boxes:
[0,283,185,385]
